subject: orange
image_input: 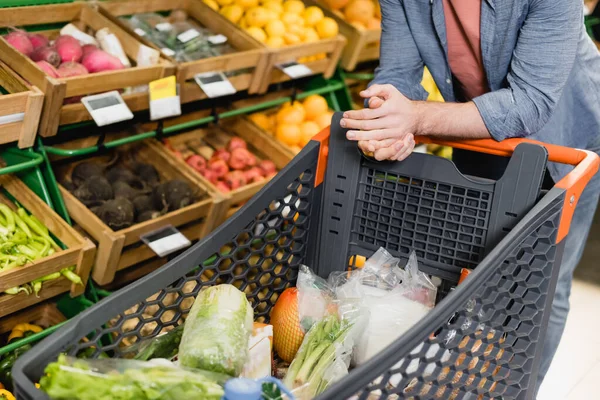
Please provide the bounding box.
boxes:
[265,19,286,37]
[245,26,267,43]
[220,5,244,23]
[325,0,350,10]
[283,0,305,14]
[344,0,374,25]
[249,112,270,131]
[302,6,324,26]
[276,103,305,124]
[315,17,338,39]
[276,124,302,146]
[236,0,259,8]
[245,6,270,27]
[366,17,380,30]
[270,288,305,363]
[314,111,334,129]
[302,95,329,120]
[203,0,220,11]
[265,36,285,48]
[374,1,381,18]
[299,121,320,145]
[351,21,366,30]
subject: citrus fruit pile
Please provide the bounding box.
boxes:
[323,0,380,30]
[204,0,339,50]
[249,94,333,154]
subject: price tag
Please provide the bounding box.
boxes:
[134,28,146,37]
[161,48,176,57]
[178,29,200,43]
[81,91,133,127]
[0,112,24,126]
[141,225,191,258]
[155,22,172,32]
[194,72,236,98]
[277,62,312,79]
[149,76,181,121]
[207,34,228,45]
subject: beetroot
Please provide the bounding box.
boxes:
[55,35,82,63]
[28,33,49,50]
[31,46,60,67]
[81,44,98,58]
[225,170,247,190]
[258,160,276,176]
[82,49,124,73]
[35,61,59,78]
[227,137,247,152]
[57,62,88,78]
[4,31,33,56]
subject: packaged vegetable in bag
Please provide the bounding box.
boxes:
[40,354,229,400]
[332,248,437,366]
[179,284,253,376]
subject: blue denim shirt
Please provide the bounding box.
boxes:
[372,0,600,180]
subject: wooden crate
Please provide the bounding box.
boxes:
[305,0,380,71]
[0,175,95,319]
[0,302,66,337]
[0,61,44,148]
[100,0,270,103]
[0,2,174,137]
[160,117,290,225]
[53,138,224,285]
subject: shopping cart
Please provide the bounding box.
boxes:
[13,113,599,399]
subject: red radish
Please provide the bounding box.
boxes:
[81,44,98,58]
[28,33,49,50]
[202,170,219,184]
[35,60,59,78]
[244,167,264,184]
[229,148,254,170]
[213,149,231,162]
[4,31,33,56]
[55,35,82,63]
[225,170,247,190]
[57,62,88,78]
[208,159,229,178]
[186,154,206,172]
[82,49,124,73]
[245,152,257,167]
[215,181,231,193]
[227,137,247,152]
[31,46,60,67]
[258,160,276,175]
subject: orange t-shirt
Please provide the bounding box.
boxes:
[442,0,489,100]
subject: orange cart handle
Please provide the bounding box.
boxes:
[418,137,599,243]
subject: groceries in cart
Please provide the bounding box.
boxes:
[38,248,436,399]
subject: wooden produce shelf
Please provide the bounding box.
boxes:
[0,2,174,137]
[100,0,270,104]
[0,61,44,148]
[52,138,224,285]
[0,302,66,337]
[305,0,380,71]
[0,175,95,319]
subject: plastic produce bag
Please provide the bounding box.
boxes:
[40,354,229,400]
[331,248,437,366]
[296,264,335,332]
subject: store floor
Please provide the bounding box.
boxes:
[537,279,600,399]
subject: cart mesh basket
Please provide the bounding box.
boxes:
[13,113,599,400]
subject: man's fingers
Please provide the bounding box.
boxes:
[373,146,398,161]
[342,106,386,121]
[346,129,392,141]
[368,96,385,109]
[359,84,395,100]
[393,135,415,161]
[364,138,398,152]
[341,116,391,131]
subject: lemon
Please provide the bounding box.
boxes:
[283,0,305,14]
[265,20,286,37]
[245,6,270,27]
[245,26,267,42]
[262,0,284,15]
[216,0,234,6]
[281,12,304,27]
[284,32,301,45]
[316,17,338,39]
[302,6,324,26]
[203,0,220,11]
[235,0,259,8]
[302,27,320,43]
[220,4,244,23]
[266,36,285,48]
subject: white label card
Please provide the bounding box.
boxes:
[134,28,146,37]
[161,48,176,57]
[81,91,133,127]
[141,225,191,258]
[194,72,236,98]
[155,22,172,32]
[178,29,200,43]
[207,34,228,45]
[278,62,313,79]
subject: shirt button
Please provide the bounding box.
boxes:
[446,78,451,84]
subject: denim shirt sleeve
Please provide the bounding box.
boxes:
[368,0,428,103]
[472,0,582,141]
